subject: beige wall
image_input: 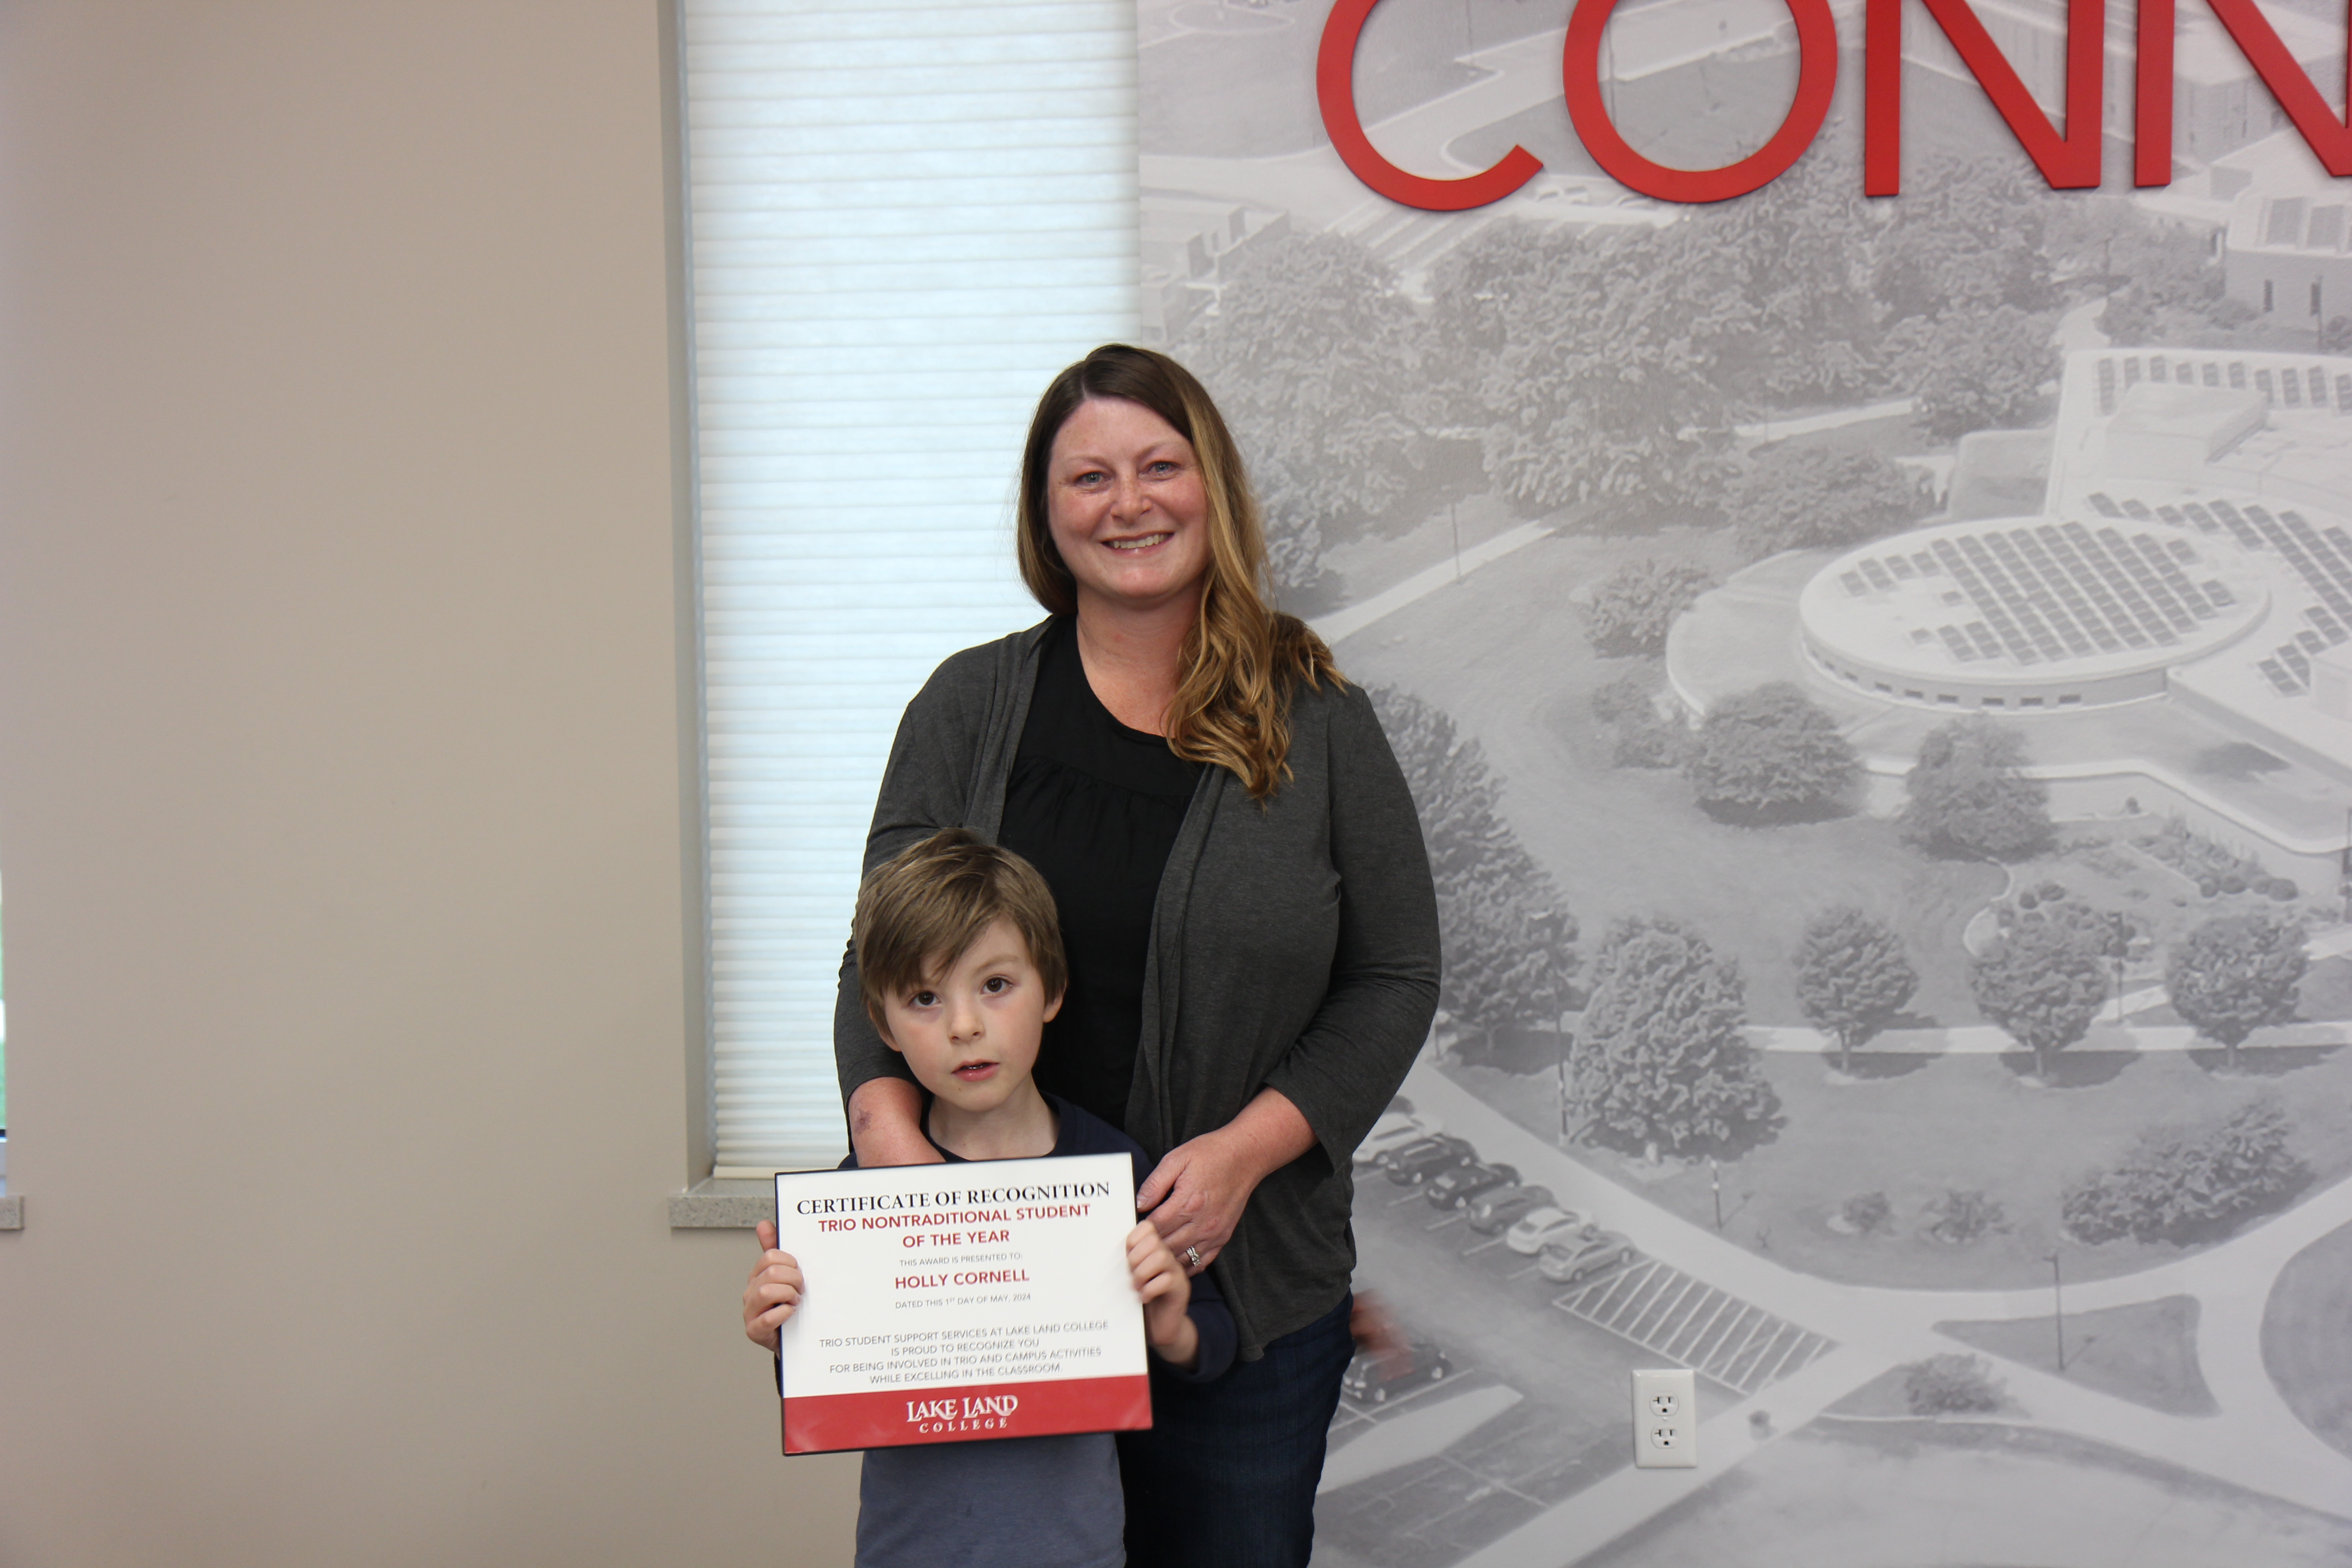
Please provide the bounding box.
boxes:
[0,3,859,1562]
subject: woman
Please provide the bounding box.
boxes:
[834,344,1439,1567]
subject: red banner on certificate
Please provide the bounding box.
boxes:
[773,1153,1150,1455]
[783,1373,1152,1454]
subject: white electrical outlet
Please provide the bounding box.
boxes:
[1633,1368,1696,1468]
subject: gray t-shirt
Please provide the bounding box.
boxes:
[856,1430,1124,1568]
[847,1098,1234,1568]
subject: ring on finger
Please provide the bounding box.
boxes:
[1184,1245,1202,1271]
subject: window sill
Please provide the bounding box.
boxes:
[668,1178,773,1229]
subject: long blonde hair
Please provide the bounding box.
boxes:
[1016,345,1339,799]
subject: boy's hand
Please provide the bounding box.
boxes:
[1127,1221,1199,1372]
[743,1220,806,1353]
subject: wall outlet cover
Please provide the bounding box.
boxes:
[1633,1368,1696,1468]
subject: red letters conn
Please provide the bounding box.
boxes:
[1314,0,2352,207]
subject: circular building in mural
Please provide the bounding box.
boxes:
[1795,515,2273,712]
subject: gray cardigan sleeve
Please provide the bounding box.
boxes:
[1258,682,1442,1171]
[831,646,1000,1108]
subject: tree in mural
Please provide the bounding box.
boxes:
[1425,218,1565,419]
[2062,1098,2303,1244]
[1793,907,1919,1074]
[1899,716,2053,862]
[1368,687,1577,1055]
[1690,141,1882,408]
[2166,911,2308,1073]
[1590,670,1657,726]
[1871,157,2059,435]
[1591,670,1688,769]
[1885,303,2061,441]
[2045,197,2224,345]
[1723,445,1935,559]
[1442,891,1578,1056]
[1683,682,1858,823]
[1569,916,1774,1162]
[1923,1186,2006,1243]
[1435,221,1737,521]
[1872,155,2056,324]
[1583,558,1715,657]
[1970,911,2110,1080]
[1904,1354,2004,1415]
[1179,232,1422,588]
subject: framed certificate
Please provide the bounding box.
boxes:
[772,1152,1152,1454]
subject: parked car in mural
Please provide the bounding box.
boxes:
[1538,1228,1637,1285]
[1426,1159,1519,1210]
[1380,1134,1477,1185]
[1353,1108,1439,1166]
[1340,1339,1453,1405]
[1465,1183,1555,1234]
[1505,1205,1589,1255]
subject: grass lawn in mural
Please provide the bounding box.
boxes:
[2263,1220,2352,1460]
[1937,1295,2220,1416]
[1580,1422,2352,1568]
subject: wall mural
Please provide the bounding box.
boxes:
[1137,0,2352,1562]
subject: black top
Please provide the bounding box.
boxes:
[837,621,1441,1356]
[996,618,1200,1135]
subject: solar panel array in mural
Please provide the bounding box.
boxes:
[2082,493,2352,695]
[1842,521,2228,666]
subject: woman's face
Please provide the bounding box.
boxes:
[1045,396,1213,619]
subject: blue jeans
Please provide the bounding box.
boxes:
[1119,1292,1354,1568]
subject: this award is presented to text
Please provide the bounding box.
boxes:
[772,1153,1149,1454]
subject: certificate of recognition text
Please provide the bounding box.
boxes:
[772,1152,1151,1454]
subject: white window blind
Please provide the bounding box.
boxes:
[686,0,1142,1176]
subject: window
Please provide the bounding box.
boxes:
[681,0,1141,1176]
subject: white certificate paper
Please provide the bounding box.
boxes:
[772,1152,1150,1454]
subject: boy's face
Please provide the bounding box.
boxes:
[875,917,1062,1118]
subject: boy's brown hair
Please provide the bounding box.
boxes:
[853,828,1068,1034]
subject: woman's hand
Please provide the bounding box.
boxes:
[848,1077,944,1168]
[1136,1087,1316,1273]
[743,1220,806,1352]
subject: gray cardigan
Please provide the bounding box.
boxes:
[834,621,1441,1358]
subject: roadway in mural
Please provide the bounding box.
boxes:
[1139,0,2352,1563]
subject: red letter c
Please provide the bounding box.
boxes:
[1563,0,1838,203]
[1317,0,1544,211]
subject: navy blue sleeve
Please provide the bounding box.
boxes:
[1171,1261,1238,1383]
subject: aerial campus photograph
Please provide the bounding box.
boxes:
[1134,0,2352,1563]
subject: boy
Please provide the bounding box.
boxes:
[743,829,1235,1568]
